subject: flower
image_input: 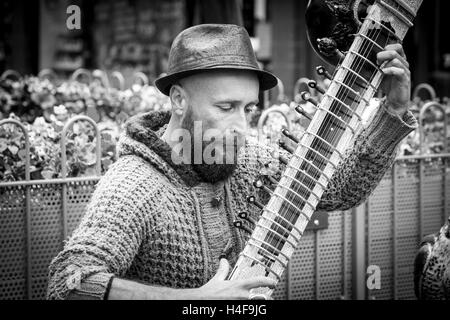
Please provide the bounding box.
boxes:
[53,105,69,121]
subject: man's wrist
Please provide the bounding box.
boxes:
[142,284,201,300]
[107,276,204,300]
[169,287,201,300]
[384,99,409,118]
[363,98,418,154]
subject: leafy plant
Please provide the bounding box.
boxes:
[0,75,172,182]
[1,77,170,124]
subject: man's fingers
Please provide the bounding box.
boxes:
[381,66,408,78]
[377,50,409,68]
[239,277,277,290]
[382,59,411,76]
[212,259,230,281]
[384,43,405,57]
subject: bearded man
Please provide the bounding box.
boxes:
[47,24,417,300]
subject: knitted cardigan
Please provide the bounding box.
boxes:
[47,104,417,300]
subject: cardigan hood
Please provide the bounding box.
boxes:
[117,110,203,187]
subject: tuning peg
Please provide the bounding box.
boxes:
[247,195,264,210]
[300,91,319,107]
[259,162,281,177]
[316,66,333,80]
[295,105,313,121]
[265,174,279,186]
[278,140,295,154]
[233,220,253,234]
[253,179,274,195]
[271,150,289,165]
[307,80,325,95]
[258,165,280,186]
[281,128,300,144]
[238,211,257,226]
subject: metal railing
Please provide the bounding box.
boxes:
[352,92,450,300]
[0,117,102,299]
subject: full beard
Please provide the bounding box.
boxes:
[182,108,242,184]
[192,140,239,183]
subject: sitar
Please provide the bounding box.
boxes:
[228,0,423,299]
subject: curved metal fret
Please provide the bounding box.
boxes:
[356,32,384,51]
[280,171,322,202]
[323,93,363,121]
[257,214,301,244]
[348,50,381,72]
[248,237,290,263]
[264,207,304,237]
[289,153,333,186]
[294,142,338,170]
[273,189,315,213]
[278,184,316,221]
[254,223,298,248]
[286,162,331,190]
[240,253,281,280]
[340,65,378,91]
[276,183,319,214]
[332,78,370,106]
[247,242,288,269]
[303,131,344,159]
[317,105,356,134]
[364,17,402,43]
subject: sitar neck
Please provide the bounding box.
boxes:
[228,0,423,298]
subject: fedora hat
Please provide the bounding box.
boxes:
[154,24,278,96]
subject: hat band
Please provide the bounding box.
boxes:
[169,53,260,74]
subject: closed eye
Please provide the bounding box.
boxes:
[215,103,234,112]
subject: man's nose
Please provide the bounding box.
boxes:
[231,108,248,136]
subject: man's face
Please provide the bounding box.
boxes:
[177,69,259,182]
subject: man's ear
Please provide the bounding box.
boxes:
[169,84,187,117]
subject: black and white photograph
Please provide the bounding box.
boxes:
[0,0,449,307]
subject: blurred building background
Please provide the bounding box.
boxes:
[1,0,449,100]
